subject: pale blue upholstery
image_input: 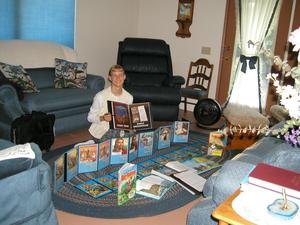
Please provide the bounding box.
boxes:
[187,123,300,225]
[0,67,105,140]
[0,139,58,225]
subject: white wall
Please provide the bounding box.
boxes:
[75,0,226,110]
[76,0,139,79]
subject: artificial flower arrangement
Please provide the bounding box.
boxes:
[266,26,300,147]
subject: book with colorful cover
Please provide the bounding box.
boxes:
[151,164,178,182]
[136,174,174,200]
[173,121,190,143]
[180,157,221,174]
[108,101,153,130]
[156,125,172,150]
[110,137,129,164]
[151,155,174,165]
[78,143,98,173]
[118,163,137,205]
[137,165,153,177]
[66,147,78,181]
[98,140,111,170]
[248,163,300,199]
[128,133,139,162]
[54,153,65,191]
[138,131,154,157]
[93,174,118,191]
[207,131,228,156]
[75,180,112,198]
[164,150,191,162]
[138,159,162,171]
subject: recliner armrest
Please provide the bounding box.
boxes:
[163,75,185,88]
[86,74,105,92]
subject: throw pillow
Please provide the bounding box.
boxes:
[54,58,87,89]
[0,62,39,93]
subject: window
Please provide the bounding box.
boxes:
[0,0,75,48]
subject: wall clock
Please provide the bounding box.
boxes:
[176,0,194,38]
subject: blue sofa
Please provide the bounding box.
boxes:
[0,40,105,140]
[187,124,300,225]
[0,139,58,225]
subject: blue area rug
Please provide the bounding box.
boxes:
[43,131,237,218]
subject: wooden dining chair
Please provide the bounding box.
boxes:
[181,58,214,112]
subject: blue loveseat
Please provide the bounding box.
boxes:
[0,139,58,225]
[187,123,300,225]
[0,40,105,140]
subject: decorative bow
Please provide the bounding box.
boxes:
[239,55,258,73]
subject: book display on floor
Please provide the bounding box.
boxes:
[52,121,225,200]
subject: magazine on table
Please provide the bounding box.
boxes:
[66,147,78,181]
[93,174,118,191]
[78,143,98,173]
[128,133,139,162]
[118,163,137,205]
[108,101,153,130]
[110,137,129,164]
[54,154,65,191]
[136,174,175,200]
[98,140,111,170]
[173,121,190,143]
[138,130,154,157]
[75,180,112,198]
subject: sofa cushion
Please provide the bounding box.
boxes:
[26,68,56,89]
[54,58,87,89]
[0,143,35,179]
[21,87,96,114]
[0,62,39,93]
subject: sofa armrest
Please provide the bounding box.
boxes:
[0,140,43,179]
[211,160,255,205]
[86,74,105,92]
[0,84,25,123]
[163,75,185,88]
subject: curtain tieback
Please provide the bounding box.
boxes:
[240,55,258,73]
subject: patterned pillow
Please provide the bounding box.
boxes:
[0,62,39,93]
[54,58,87,89]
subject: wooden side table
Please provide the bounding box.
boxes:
[212,190,255,225]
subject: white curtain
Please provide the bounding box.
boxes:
[227,0,281,112]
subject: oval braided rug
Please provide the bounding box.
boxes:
[43,131,236,218]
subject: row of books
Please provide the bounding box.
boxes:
[54,121,190,191]
[57,141,220,202]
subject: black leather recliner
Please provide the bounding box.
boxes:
[117,37,185,121]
